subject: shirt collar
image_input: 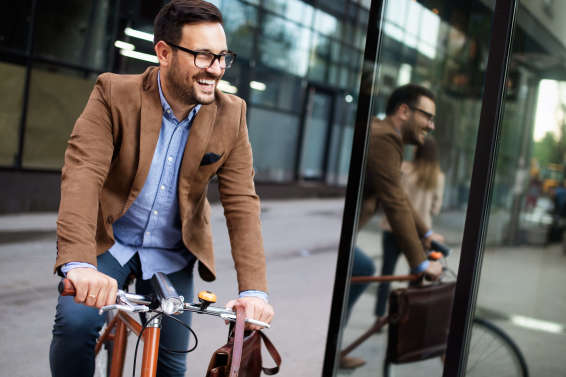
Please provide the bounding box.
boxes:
[157,71,201,123]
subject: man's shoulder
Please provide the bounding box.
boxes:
[370,118,402,147]
[214,90,245,113]
[96,66,156,92]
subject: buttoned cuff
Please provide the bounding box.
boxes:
[239,290,269,303]
[60,262,97,277]
[412,260,430,274]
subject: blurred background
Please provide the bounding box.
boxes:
[1,0,566,376]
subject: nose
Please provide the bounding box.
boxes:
[206,58,223,75]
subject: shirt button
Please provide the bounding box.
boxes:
[146,231,150,236]
[167,156,173,162]
[153,210,158,215]
[160,185,165,190]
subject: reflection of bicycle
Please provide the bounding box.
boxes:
[59,272,270,377]
[342,244,529,377]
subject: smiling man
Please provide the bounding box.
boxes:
[341,84,444,369]
[359,84,443,275]
[49,1,273,377]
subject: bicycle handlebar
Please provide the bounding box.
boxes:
[58,278,270,328]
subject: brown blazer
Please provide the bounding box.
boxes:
[359,118,428,269]
[55,67,267,292]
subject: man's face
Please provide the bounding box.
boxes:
[164,22,227,106]
[403,96,436,145]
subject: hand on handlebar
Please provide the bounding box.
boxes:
[66,268,118,309]
[226,297,274,331]
[424,260,443,280]
[423,231,445,250]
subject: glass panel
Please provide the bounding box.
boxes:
[33,0,110,70]
[263,0,314,26]
[471,2,566,376]
[249,66,304,112]
[0,62,26,166]
[299,88,332,179]
[247,106,300,182]
[221,1,257,60]
[259,15,311,77]
[0,0,32,52]
[23,64,97,169]
[334,0,496,375]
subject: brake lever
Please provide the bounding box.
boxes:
[98,304,149,315]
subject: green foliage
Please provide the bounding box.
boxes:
[533,131,564,166]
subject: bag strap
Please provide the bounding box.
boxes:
[258,331,282,375]
[229,306,245,377]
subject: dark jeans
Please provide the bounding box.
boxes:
[375,231,402,317]
[345,247,376,321]
[50,252,194,377]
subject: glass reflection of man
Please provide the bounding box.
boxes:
[341,84,444,369]
[49,1,273,376]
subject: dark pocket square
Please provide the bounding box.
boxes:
[200,152,223,166]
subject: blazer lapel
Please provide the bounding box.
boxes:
[178,102,217,190]
[124,68,162,211]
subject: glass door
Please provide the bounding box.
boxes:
[298,86,334,180]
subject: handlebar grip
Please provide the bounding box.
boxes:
[58,278,76,296]
[430,240,451,257]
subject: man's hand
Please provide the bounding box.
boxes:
[423,260,443,280]
[66,268,118,308]
[423,232,445,249]
[226,296,274,331]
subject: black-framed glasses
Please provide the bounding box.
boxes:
[166,42,237,69]
[408,105,435,124]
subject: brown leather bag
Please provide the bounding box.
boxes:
[206,306,282,377]
[386,281,456,364]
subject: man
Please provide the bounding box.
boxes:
[341,84,443,369]
[50,1,273,376]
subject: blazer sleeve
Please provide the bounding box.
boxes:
[367,131,427,269]
[55,74,115,272]
[216,99,267,293]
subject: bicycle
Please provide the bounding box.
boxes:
[342,242,529,377]
[59,272,270,377]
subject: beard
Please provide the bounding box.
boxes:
[165,55,218,106]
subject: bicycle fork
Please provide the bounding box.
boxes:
[100,311,162,377]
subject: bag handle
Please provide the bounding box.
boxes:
[258,331,282,375]
[229,305,246,377]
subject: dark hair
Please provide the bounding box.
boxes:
[153,0,223,45]
[413,136,441,190]
[385,84,435,116]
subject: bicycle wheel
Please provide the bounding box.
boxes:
[466,317,529,377]
[382,318,529,377]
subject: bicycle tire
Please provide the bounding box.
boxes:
[383,317,529,377]
[466,317,529,377]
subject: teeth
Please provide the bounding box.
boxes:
[198,79,215,85]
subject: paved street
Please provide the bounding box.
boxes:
[0,199,343,377]
[1,198,566,376]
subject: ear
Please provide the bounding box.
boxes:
[398,103,411,121]
[155,40,173,67]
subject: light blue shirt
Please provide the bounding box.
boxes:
[63,72,267,301]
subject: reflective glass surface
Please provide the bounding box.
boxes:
[0,62,26,165]
[33,0,110,70]
[0,0,32,52]
[471,2,566,376]
[334,0,497,375]
[23,64,97,169]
